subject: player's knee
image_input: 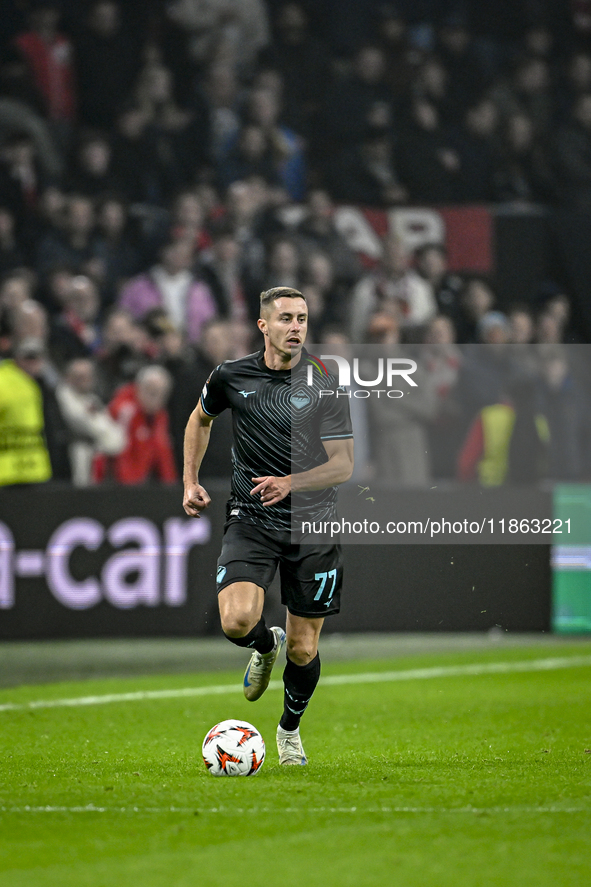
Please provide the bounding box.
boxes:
[220,612,254,637]
[287,639,316,666]
[220,616,252,637]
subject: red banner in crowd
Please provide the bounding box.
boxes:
[332,205,493,273]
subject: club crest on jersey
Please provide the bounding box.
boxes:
[291,393,311,409]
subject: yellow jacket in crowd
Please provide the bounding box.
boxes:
[0,360,52,486]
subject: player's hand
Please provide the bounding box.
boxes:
[250,475,291,506]
[183,483,211,518]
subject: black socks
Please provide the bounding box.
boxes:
[280,653,321,732]
[224,621,321,730]
[223,617,275,654]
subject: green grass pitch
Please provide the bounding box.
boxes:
[1,642,590,887]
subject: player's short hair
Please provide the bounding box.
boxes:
[259,286,306,315]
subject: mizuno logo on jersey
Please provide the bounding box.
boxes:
[238,390,256,398]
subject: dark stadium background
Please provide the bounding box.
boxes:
[1,0,591,639]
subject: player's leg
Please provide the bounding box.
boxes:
[276,542,342,764]
[218,581,267,643]
[218,581,286,700]
[277,615,324,765]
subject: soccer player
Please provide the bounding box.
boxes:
[183,286,353,764]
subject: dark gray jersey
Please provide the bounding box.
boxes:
[200,348,353,530]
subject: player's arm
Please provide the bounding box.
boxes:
[251,438,354,506]
[182,401,214,517]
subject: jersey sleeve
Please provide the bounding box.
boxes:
[319,385,354,441]
[200,365,230,416]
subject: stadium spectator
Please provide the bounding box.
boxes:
[493,111,552,202]
[295,188,362,285]
[556,51,591,121]
[240,86,306,201]
[55,356,125,485]
[457,389,519,486]
[94,196,141,304]
[65,132,123,197]
[508,304,535,343]
[14,2,76,141]
[435,14,487,119]
[260,235,302,294]
[198,223,253,320]
[49,275,102,366]
[0,207,29,274]
[35,185,66,239]
[535,309,565,344]
[75,1,141,130]
[414,242,463,323]
[322,44,394,152]
[168,318,236,476]
[491,55,554,138]
[301,250,345,334]
[198,63,242,164]
[540,289,580,343]
[454,350,514,455]
[118,240,217,343]
[365,324,438,486]
[0,35,45,113]
[36,261,71,314]
[412,56,458,126]
[324,124,408,206]
[35,194,102,278]
[169,190,212,254]
[454,277,496,343]
[110,104,162,205]
[522,21,556,63]
[365,307,403,345]
[0,132,45,235]
[11,297,49,344]
[12,329,72,482]
[0,305,52,486]
[259,2,330,138]
[218,123,283,191]
[0,268,35,312]
[451,97,500,202]
[465,0,529,80]
[396,99,462,203]
[477,310,511,345]
[133,61,209,200]
[94,364,177,484]
[95,308,148,399]
[423,314,463,478]
[455,337,548,487]
[165,0,270,73]
[375,4,417,101]
[349,235,437,341]
[223,180,268,277]
[553,92,591,210]
[536,347,591,480]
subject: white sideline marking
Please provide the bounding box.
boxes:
[1,655,590,714]
[0,805,587,815]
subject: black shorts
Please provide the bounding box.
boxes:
[216,519,343,618]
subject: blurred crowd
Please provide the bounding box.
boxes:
[1,0,591,488]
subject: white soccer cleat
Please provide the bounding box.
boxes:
[276,725,308,765]
[243,626,286,701]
